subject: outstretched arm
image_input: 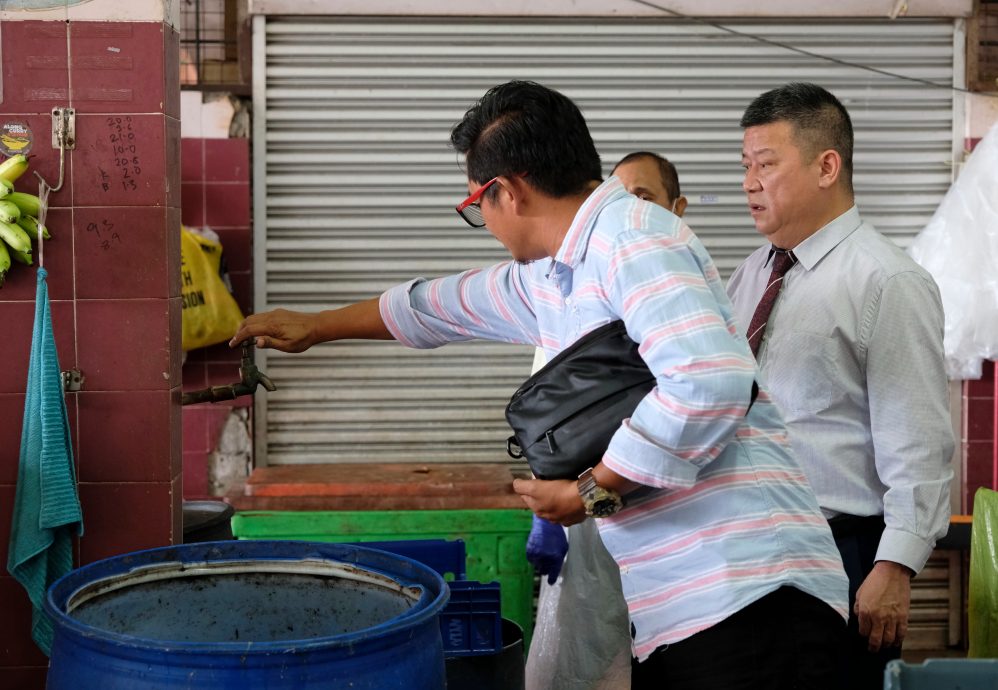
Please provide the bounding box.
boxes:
[229,297,394,352]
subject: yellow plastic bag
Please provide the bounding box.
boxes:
[969,487,998,658]
[180,226,244,351]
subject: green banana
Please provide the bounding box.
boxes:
[0,239,9,287]
[0,199,20,224]
[6,192,40,218]
[0,154,29,183]
[17,215,50,240]
[9,245,31,265]
[0,220,31,253]
[0,179,13,199]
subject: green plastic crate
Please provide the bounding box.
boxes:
[231,509,535,647]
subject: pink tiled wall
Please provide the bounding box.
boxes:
[0,20,181,680]
[964,361,995,514]
[180,137,252,498]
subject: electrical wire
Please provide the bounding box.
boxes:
[629,0,998,98]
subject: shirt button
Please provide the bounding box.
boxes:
[565,297,572,305]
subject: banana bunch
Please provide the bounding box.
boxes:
[0,154,48,286]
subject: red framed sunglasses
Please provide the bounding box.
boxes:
[455,176,499,228]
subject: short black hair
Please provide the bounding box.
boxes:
[612,151,681,202]
[450,80,602,199]
[740,82,854,193]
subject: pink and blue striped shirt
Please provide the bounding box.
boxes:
[380,177,848,660]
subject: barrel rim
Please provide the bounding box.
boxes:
[44,539,449,656]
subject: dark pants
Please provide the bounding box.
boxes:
[830,514,902,690]
[631,586,845,690]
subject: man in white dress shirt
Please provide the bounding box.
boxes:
[727,82,954,689]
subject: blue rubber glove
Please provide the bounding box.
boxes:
[526,515,568,585]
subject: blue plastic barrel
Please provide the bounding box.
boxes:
[44,540,449,689]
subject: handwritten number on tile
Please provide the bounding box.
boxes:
[104,116,141,193]
[86,219,122,251]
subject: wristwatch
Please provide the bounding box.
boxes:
[577,467,624,518]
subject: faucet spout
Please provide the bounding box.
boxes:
[181,341,277,406]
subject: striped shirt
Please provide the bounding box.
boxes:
[380,177,848,660]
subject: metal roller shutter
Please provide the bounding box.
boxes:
[252,16,959,468]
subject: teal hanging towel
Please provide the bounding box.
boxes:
[7,267,84,655]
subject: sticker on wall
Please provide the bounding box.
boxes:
[0,121,33,157]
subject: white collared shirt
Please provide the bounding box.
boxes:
[727,206,954,573]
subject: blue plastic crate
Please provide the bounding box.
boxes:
[350,539,467,581]
[338,538,503,657]
[884,658,998,689]
[440,580,503,658]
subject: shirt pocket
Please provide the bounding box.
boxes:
[764,330,840,420]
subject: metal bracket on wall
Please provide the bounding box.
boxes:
[35,107,75,193]
[61,368,84,392]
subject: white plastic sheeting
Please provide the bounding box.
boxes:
[909,122,998,380]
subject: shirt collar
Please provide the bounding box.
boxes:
[553,177,630,269]
[768,205,862,271]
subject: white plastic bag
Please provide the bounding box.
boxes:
[523,347,631,690]
[524,519,632,690]
[908,122,998,380]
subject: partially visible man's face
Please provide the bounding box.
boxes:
[614,157,675,211]
[471,179,543,264]
[741,120,823,249]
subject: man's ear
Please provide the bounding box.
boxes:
[816,149,842,190]
[497,175,531,216]
[672,195,688,218]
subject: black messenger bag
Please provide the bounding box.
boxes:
[504,319,759,481]
[504,320,655,480]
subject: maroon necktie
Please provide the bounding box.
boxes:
[747,249,797,357]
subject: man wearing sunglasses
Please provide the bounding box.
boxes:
[525,150,688,690]
[231,80,848,689]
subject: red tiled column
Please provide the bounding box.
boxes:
[181,136,252,499]
[69,19,182,560]
[0,16,180,676]
[964,361,995,514]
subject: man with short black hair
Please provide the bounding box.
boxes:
[612,151,687,217]
[233,80,849,690]
[525,149,688,690]
[728,82,954,689]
